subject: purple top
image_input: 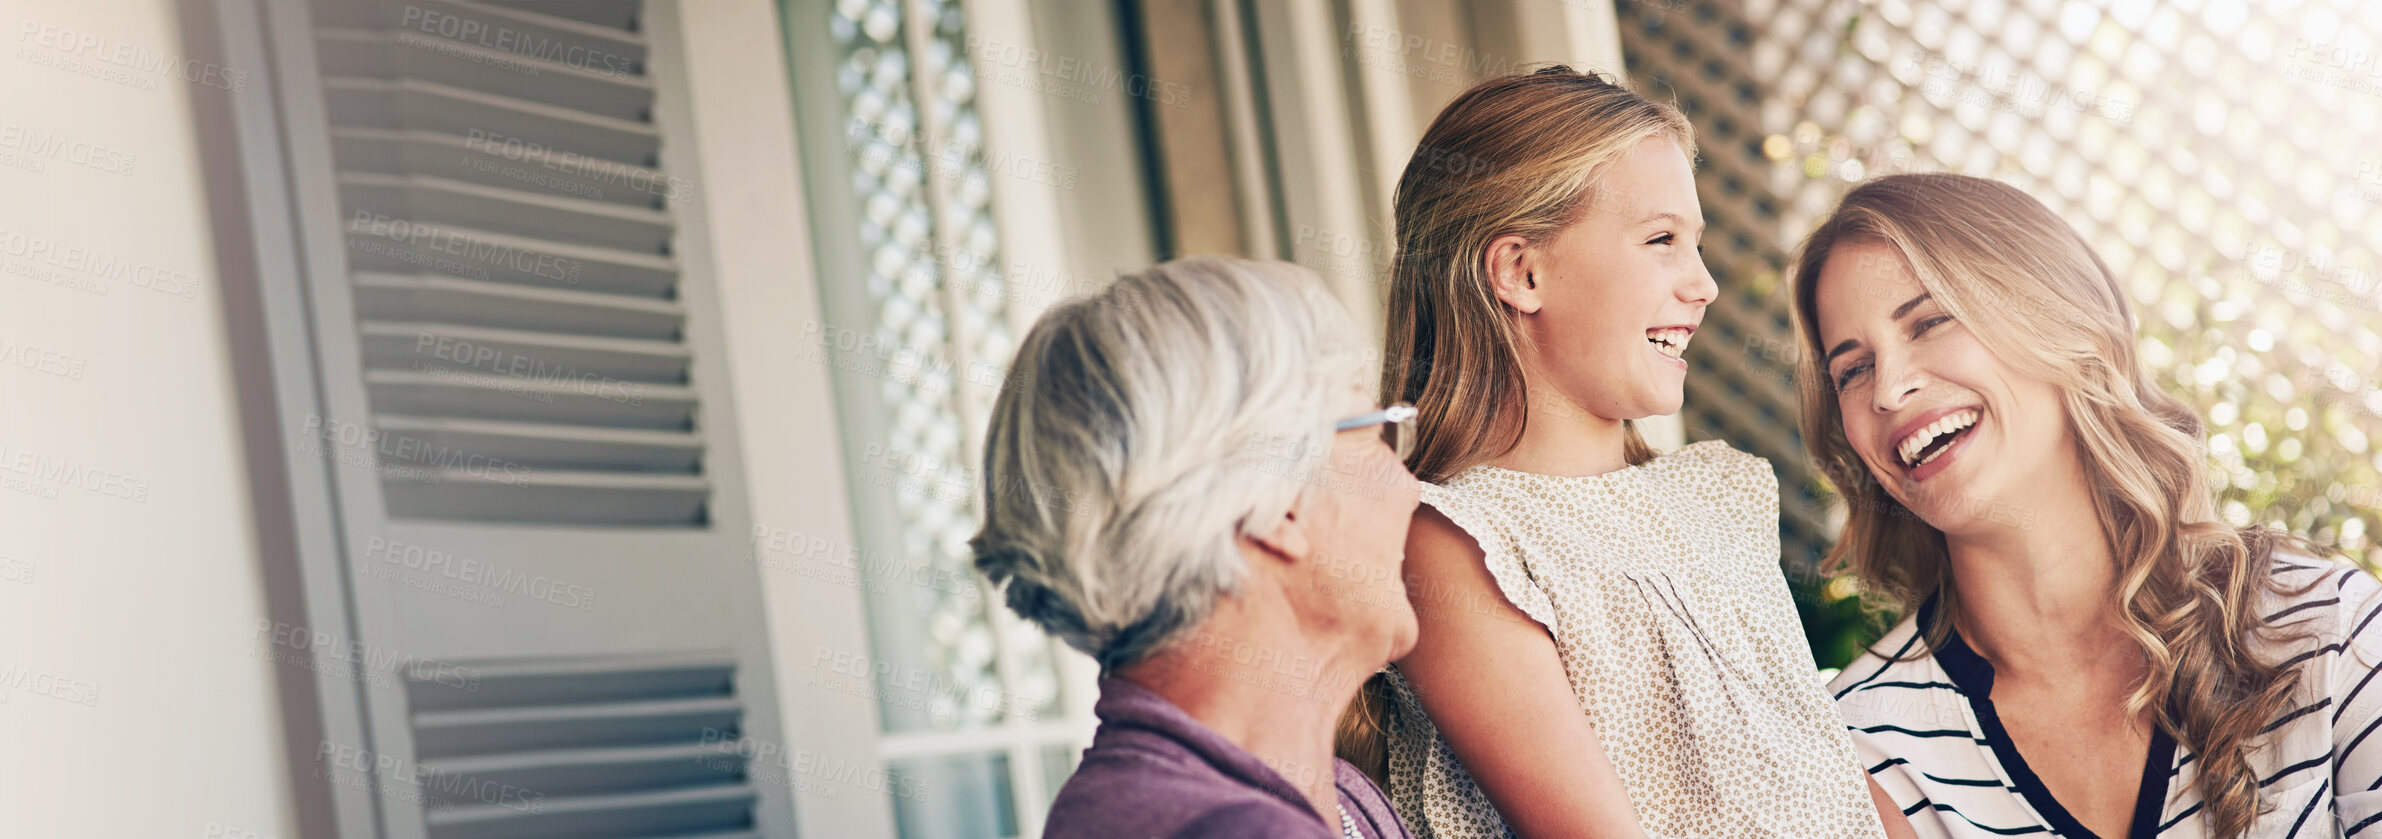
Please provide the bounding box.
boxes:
[1042,677,1414,839]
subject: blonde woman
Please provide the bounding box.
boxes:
[1342,67,1911,838]
[1799,173,2382,837]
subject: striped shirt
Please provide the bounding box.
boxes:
[1829,558,2382,838]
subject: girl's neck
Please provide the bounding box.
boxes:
[1487,384,1632,478]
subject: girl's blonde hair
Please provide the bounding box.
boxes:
[1338,65,1699,782]
[1380,66,1696,484]
[1790,173,2327,836]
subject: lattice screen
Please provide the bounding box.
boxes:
[1620,0,2382,661]
[827,0,1069,834]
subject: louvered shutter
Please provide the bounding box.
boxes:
[256,1,799,836]
[310,0,707,525]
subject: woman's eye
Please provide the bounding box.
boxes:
[1833,362,1870,391]
[1914,314,1952,336]
[1647,233,1675,246]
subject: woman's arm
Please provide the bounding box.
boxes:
[1395,504,1648,839]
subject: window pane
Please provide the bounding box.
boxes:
[889,752,1018,839]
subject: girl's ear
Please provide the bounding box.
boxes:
[1483,234,1542,314]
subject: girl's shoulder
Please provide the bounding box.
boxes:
[1647,439,1780,515]
[1427,439,1778,517]
[1653,438,1773,478]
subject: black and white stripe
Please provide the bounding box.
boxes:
[1829,559,2382,838]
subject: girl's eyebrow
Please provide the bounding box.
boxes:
[1632,211,1706,235]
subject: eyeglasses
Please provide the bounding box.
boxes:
[1335,402,1419,462]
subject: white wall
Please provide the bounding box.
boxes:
[664,1,900,836]
[0,0,297,836]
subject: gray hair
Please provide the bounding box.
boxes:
[970,256,1368,670]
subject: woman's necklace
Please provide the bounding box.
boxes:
[1336,801,1361,839]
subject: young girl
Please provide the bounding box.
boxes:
[1345,67,1910,838]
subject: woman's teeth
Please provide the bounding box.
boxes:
[1647,328,1691,358]
[1897,409,1980,468]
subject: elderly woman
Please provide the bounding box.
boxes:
[970,256,1421,839]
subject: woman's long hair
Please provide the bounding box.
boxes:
[1336,65,1697,784]
[1791,173,2325,836]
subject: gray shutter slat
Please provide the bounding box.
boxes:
[380,470,707,525]
[473,0,643,33]
[417,742,744,803]
[372,414,703,472]
[339,172,674,253]
[331,129,674,209]
[307,0,647,66]
[322,78,660,164]
[313,28,654,120]
[352,272,685,340]
[362,369,696,429]
[407,653,739,709]
[359,322,690,383]
[423,784,757,839]
[412,696,743,757]
[340,218,676,295]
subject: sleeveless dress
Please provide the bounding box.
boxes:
[1380,441,1884,839]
